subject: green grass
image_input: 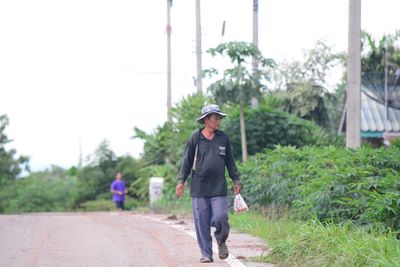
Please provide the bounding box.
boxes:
[77,197,142,212]
[154,194,400,266]
[229,211,400,267]
[149,191,193,216]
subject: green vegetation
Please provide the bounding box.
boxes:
[267,40,341,133]
[0,138,145,213]
[361,30,400,74]
[150,193,192,215]
[0,169,77,213]
[0,115,29,183]
[222,104,344,160]
[1,32,400,266]
[230,212,400,266]
[77,197,139,212]
[206,41,276,160]
[239,145,400,230]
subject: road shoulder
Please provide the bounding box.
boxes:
[142,212,275,267]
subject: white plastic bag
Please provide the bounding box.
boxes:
[233,193,249,214]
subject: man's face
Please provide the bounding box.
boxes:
[204,113,223,129]
[116,173,122,180]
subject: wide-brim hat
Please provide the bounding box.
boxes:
[196,104,227,124]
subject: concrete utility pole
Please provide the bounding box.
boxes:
[195,0,202,94]
[346,0,361,148]
[251,0,259,108]
[166,0,172,122]
[384,49,389,126]
[78,138,82,167]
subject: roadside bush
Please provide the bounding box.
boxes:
[1,174,77,213]
[222,105,343,160]
[239,145,400,230]
[391,137,400,149]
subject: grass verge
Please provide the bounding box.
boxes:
[152,195,400,266]
[229,211,400,267]
[148,192,193,216]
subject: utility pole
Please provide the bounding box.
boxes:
[166,0,172,122]
[251,0,259,108]
[346,0,361,148]
[78,138,82,167]
[195,0,202,94]
[384,48,389,127]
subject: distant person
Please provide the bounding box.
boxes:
[176,104,241,263]
[110,172,128,211]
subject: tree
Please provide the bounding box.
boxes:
[91,139,117,178]
[361,31,400,109]
[281,83,338,131]
[206,41,275,161]
[271,40,339,89]
[268,40,341,133]
[72,140,118,207]
[133,93,210,168]
[0,114,29,182]
[134,123,177,166]
[1,167,78,213]
[361,30,400,74]
[222,104,319,159]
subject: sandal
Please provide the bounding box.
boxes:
[199,256,214,263]
[218,243,229,260]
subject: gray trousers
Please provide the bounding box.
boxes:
[192,196,230,258]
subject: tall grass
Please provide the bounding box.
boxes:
[230,212,400,266]
[150,191,193,216]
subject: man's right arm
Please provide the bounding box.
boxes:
[178,133,196,184]
[176,134,196,197]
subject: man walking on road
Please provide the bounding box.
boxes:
[176,104,241,263]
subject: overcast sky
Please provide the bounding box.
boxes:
[0,0,399,171]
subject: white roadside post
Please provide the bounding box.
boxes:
[149,177,164,205]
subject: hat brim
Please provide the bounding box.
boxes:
[196,111,227,124]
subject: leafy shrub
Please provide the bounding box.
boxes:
[391,137,400,149]
[222,105,342,160]
[1,174,77,213]
[239,145,400,230]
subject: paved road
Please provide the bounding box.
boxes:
[0,212,272,267]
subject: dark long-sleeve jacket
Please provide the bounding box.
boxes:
[179,129,240,197]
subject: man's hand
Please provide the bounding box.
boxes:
[176,183,185,197]
[233,183,241,195]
